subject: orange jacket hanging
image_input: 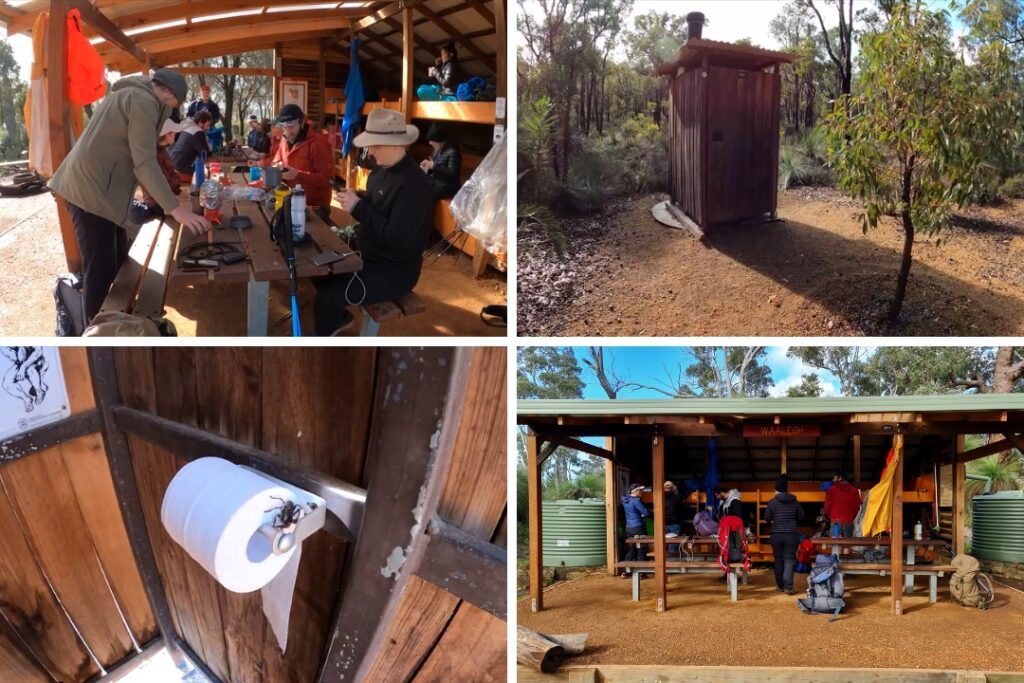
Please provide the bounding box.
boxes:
[65,8,106,105]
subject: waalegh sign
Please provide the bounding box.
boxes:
[743,424,821,438]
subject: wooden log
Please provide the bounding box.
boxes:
[517,626,566,673]
[547,633,588,656]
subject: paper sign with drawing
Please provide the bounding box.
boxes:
[0,347,70,440]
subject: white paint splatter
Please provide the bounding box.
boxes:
[380,546,406,578]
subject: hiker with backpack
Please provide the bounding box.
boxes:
[764,474,805,594]
[619,483,650,578]
[825,472,862,538]
[714,485,743,519]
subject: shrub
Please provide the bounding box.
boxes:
[779,143,832,189]
[999,173,1024,199]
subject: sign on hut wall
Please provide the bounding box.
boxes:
[0,346,69,440]
[742,424,821,438]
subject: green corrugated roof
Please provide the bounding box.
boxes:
[518,394,1024,417]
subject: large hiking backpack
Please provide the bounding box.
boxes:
[53,273,86,336]
[797,553,846,621]
[950,554,994,609]
[693,510,719,536]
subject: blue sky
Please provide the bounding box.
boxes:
[569,346,845,399]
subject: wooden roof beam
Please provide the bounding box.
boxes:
[341,1,473,46]
[66,0,150,66]
[174,67,275,77]
[415,3,495,72]
[463,0,495,27]
[349,0,424,33]
[957,435,1023,463]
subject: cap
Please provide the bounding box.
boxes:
[200,83,211,93]
[427,123,446,142]
[249,114,257,121]
[151,68,188,105]
[276,103,305,127]
[775,474,789,493]
[159,119,182,137]
[629,483,645,494]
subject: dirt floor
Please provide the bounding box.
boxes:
[0,186,506,336]
[518,569,1024,671]
[518,188,1024,336]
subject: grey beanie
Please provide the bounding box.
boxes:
[151,68,187,105]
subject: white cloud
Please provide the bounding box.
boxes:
[766,346,840,397]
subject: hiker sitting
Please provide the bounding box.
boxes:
[322,109,433,336]
[246,115,265,151]
[663,480,685,554]
[765,474,805,595]
[271,103,334,223]
[825,472,861,538]
[420,123,463,200]
[170,110,212,178]
[417,42,462,101]
[619,483,650,578]
[128,118,183,228]
[48,68,210,325]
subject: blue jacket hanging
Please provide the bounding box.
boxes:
[704,437,720,516]
[342,38,366,157]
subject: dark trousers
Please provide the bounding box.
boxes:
[623,525,647,566]
[770,532,799,590]
[65,200,128,323]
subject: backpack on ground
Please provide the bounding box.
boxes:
[949,554,994,609]
[693,510,718,537]
[797,553,846,621]
[53,273,86,336]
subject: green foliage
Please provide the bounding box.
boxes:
[965,453,1024,499]
[517,96,559,203]
[866,347,992,395]
[786,373,824,397]
[999,173,1024,199]
[544,471,606,501]
[517,347,585,400]
[825,1,1023,319]
[0,41,27,161]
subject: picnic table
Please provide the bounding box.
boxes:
[807,537,947,596]
[170,170,362,335]
[621,536,749,601]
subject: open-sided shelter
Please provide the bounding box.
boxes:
[519,395,1024,615]
[656,12,794,235]
[0,0,506,275]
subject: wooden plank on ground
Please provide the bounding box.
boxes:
[363,300,403,322]
[0,483,99,682]
[517,666,965,683]
[1,447,135,668]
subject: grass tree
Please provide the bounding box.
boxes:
[825,1,1022,323]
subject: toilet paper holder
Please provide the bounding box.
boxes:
[242,466,328,556]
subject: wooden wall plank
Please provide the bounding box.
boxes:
[360,348,507,681]
[412,600,506,683]
[0,627,50,683]
[59,433,158,646]
[0,483,98,682]
[1,448,135,668]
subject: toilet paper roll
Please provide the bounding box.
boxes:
[161,457,306,650]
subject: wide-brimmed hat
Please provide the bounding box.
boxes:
[354,109,419,147]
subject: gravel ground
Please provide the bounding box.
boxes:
[518,569,1024,671]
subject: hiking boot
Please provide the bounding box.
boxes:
[785,589,796,595]
[619,572,629,579]
[776,586,785,592]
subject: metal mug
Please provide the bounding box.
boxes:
[263,165,283,187]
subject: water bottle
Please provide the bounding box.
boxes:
[274,182,291,212]
[249,165,261,182]
[193,155,205,192]
[914,522,923,540]
[290,185,306,242]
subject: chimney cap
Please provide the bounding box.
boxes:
[686,11,705,40]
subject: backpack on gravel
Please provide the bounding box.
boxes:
[53,273,86,336]
[949,554,994,609]
[797,553,846,621]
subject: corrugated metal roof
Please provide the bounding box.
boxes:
[518,394,1024,417]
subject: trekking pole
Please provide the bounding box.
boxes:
[271,195,302,337]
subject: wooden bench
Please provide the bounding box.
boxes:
[833,564,955,603]
[360,291,426,336]
[615,561,749,602]
[99,218,178,321]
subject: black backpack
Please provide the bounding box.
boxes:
[53,273,86,336]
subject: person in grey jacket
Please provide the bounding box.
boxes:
[428,43,462,97]
[764,474,805,594]
[50,68,210,323]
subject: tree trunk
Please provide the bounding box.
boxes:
[890,209,915,323]
[516,626,566,673]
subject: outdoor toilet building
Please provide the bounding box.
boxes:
[657,12,795,234]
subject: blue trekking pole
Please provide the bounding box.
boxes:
[270,194,302,336]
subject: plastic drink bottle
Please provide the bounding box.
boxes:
[290,185,306,242]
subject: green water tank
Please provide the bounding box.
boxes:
[971,490,1024,563]
[542,499,607,567]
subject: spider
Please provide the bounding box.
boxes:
[266,496,306,528]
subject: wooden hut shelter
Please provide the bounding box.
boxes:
[0,0,506,277]
[519,395,1024,615]
[0,347,506,682]
[656,12,794,236]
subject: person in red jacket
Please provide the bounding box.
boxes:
[272,104,334,221]
[825,472,862,537]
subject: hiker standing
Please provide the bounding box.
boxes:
[765,474,805,595]
[49,68,210,324]
[825,472,861,538]
[186,83,222,125]
[715,485,743,519]
[619,484,650,578]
